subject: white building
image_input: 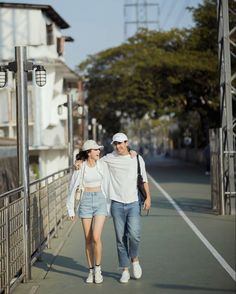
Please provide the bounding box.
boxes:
[0,2,81,178]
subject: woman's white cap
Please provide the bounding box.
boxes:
[82,140,104,151]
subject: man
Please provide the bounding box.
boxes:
[102,132,151,283]
[75,132,151,283]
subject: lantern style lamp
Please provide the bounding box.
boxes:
[34,65,46,87]
[0,66,8,88]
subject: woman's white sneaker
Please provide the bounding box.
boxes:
[86,269,94,283]
[120,270,130,283]
[94,266,103,284]
[132,261,142,279]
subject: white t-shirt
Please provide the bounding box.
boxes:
[102,152,148,203]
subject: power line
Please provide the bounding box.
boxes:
[124,0,160,39]
[174,0,190,28]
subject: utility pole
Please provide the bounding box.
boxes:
[217,0,236,214]
[124,0,160,39]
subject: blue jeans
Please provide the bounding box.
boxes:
[111,200,140,268]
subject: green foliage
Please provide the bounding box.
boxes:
[78,0,220,143]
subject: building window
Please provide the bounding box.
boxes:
[27,71,33,83]
[46,24,54,45]
[57,37,65,56]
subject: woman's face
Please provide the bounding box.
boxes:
[88,149,101,161]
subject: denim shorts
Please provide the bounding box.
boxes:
[78,191,108,218]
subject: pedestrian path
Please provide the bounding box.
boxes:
[14,156,236,294]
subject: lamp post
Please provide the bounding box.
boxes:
[57,101,85,166]
[77,105,84,145]
[67,94,73,168]
[98,124,103,144]
[0,46,46,282]
[91,118,97,141]
[57,98,74,168]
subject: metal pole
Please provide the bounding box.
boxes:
[67,93,73,168]
[218,0,236,214]
[219,128,225,215]
[92,118,97,141]
[15,46,31,280]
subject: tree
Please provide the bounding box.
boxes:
[78,0,220,145]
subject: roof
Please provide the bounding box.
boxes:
[0,2,70,29]
[64,36,74,42]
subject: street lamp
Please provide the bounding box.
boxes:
[34,65,46,87]
[0,46,47,282]
[0,66,7,88]
[0,61,46,88]
[78,105,83,115]
[57,102,67,115]
[57,101,85,166]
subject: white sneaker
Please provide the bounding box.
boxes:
[132,261,142,279]
[86,269,94,283]
[94,266,103,284]
[120,270,130,283]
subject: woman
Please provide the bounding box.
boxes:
[67,140,110,284]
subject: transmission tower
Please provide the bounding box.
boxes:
[217,0,236,214]
[124,0,160,39]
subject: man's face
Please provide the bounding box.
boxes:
[113,141,129,155]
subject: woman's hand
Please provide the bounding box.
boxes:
[129,150,137,158]
[74,160,83,170]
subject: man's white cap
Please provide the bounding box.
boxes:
[82,140,104,151]
[111,132,128,144]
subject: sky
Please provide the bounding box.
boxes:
[4,0,203,70]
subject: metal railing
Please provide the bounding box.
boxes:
[0,168,71,294]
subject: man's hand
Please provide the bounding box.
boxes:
[143,197,151,210]
[74,160,83,170]
[143,182,151,211]
[69,216,76,221]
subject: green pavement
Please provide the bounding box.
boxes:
[14,156,236,294]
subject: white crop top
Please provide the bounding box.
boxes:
[83,164,103,187]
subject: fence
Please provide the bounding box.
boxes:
[0,168,71,294]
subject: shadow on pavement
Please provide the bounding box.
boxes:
[154,283,235,292]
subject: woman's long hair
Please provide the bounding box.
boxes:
[75,150,89,161]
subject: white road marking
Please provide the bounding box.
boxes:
[148,173,236,281]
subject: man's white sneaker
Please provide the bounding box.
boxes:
[120,270,130,283]
[94,266,103,284]
[86,269,94,283]
[132,261,142,279]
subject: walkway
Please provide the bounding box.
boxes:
[14,156,236,294]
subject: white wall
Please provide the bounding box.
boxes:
[0,7,65,62]
[0,5,78,178]
[39,149,68,176]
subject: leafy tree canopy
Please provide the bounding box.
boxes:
[78,0,220,140]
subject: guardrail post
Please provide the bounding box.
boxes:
[4,196,10,294]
